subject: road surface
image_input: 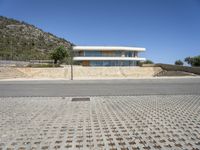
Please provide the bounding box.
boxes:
[0,78,200,97]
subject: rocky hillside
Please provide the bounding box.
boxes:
[0,16,73,60]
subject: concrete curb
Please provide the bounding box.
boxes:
[0,76,200,82]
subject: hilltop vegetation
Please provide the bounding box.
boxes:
[0,16,73,60]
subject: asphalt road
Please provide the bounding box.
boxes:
[0,78,200,97]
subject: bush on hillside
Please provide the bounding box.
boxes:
[142,59,154,64]
[175,60,183,66]
[185,55,200,67]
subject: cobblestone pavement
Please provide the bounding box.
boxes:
[0,95,200,150]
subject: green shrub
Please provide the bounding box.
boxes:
[142,59,154,64]
[175,60,183,66]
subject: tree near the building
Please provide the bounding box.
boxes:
[64,46,74,65]
[184,55,200,67]
[174,60,183,66]
[51,45,74,79]
[65,46,74,80]
[50,46,67,64]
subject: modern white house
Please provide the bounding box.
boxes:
[73,46,146,66]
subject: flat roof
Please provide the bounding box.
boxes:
[73,46,146,52]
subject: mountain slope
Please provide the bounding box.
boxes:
[0,16,73,60]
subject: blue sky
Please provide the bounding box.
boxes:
[0,0,200,64]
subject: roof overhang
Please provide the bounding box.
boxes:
[73,46,146,52]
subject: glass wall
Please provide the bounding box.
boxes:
[76,51,135,57]
[84,51,120,57]
[88,60,137,66]
[84,51,102,57]
[125,51,133,57]
[75,51,139,58]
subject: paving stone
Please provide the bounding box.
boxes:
[0,95,200,150]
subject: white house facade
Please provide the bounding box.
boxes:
[73,46,146,66]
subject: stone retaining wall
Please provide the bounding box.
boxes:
[17,67,69,78]
[16,66,162,79]
[73,66,162,79]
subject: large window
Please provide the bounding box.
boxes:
[125,51,133,57]
[90,61,103,66]
[114,51,121,57]
[89,60,137,66]
[84,51,102,57]
[78,51,137,57]
[83,51,123,57]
